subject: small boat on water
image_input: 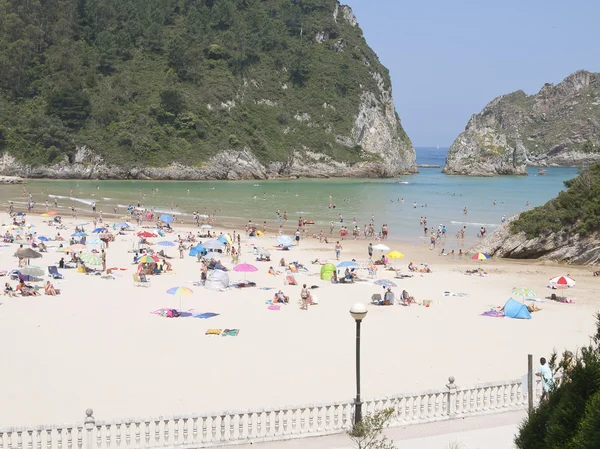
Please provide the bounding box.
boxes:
[537,168,548,176]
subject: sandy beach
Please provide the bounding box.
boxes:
[1,212,598,427]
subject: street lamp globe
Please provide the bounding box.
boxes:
[349,303,368,321]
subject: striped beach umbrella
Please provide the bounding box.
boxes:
[512,287,536,302]
[471,252,491,260]
[166,286,194,310]
[549,275,575,288]
[80,252,103,266]
[137,254,156,264]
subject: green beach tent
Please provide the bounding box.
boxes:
[320,263,336,281]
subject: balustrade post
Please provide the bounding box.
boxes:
[84,409,95,449]
[446,377,457,419]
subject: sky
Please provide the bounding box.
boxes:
[343,0,600,147]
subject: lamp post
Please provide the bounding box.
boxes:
[349,303,368,426]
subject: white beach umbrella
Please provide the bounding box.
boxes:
[373,244,390,251]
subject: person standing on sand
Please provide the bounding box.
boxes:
[101,249,106,272]
[335,241,343,260]
[178,243,184,259]
[300,284,310,310]
[294,229,301,246]
[368,243,373,258]
[536,357,554,402]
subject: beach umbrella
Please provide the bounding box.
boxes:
[512,287,536,302]
[374,279,397,288]
[373,244,390,251]
[471,252,491,260]
[277,235,293,247]
[233,263,258,280]
[387,251,404,259]
[158,241,176,247]
[57,247,73,253]
[166,286,194,311]
[38,236,50,242]
[549,275,575,288]
[19,266,44,277]
[14,248,42,259]
[200,224,213,229]
[69,244,87,251]
[337,260,359,269]
[80,252,103,266]
[217,236,229,245]
[160,214,173,223]
[137,254,156,264]
[71,231,87,237]
[203,239,225,250]
[92,228,105,233]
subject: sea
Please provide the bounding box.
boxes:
[1,147,579,246]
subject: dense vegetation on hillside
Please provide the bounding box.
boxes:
[510,162,600,238]
[0,0,398,167]
[515,315,600,449]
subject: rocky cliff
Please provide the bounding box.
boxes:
[0,0,415,180]
[444,70,600,176]
[470,162,600,264]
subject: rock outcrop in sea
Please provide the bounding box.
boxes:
[444,70,600,176]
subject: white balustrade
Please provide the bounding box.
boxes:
[0,376,546,449]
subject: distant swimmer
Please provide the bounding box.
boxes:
[463,207,467,215]
[501,215,506,222]
[493,200,497,205]
[413,202,417,208]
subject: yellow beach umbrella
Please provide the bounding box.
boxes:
[387,251,404,259]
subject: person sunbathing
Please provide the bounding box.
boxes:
[274,290,289,303]
[419,265,432,273]
[268,266,280,276]
[4,282,17,297]
[408,262,418,272]
[17,280,39,296]
[402,289,415,305]
[44,281,57,296]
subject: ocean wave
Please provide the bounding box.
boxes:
[450,221,499,227]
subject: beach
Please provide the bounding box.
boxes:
[1,212,598,427]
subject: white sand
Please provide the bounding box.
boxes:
[1,214,598,426]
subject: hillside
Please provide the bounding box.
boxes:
[444,70,600,176]
[0,0,416,179]
[471,162,600,263]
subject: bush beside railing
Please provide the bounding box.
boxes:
[0,376,539,449]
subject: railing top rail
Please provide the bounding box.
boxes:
[455,378,524,391]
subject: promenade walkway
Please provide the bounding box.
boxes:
[234,410,525,449]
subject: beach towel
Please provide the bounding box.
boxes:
[443,292,468,297]
[526,298,547,303]
[151,308,192,318]
[206,329,222,335]
[268,305,281,310]
[222,329,239,336]
[193,312,220,319]
[481,310,504,318]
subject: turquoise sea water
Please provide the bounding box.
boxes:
[2,148,579,245]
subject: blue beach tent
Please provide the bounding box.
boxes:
[503,298,532,319]
[189,244,207,257]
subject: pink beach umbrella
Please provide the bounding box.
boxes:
[233,263,258,280]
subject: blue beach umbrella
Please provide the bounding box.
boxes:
[92,228,105,233]
[277,235,293,247]
[337,261,359,269]
[160,214,173,223]
[374,279,397,288]
[158,241,176,247]
[71,231,87,237]
[217,236,229,245]
[38,236,50,242]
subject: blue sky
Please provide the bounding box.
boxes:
[343,0,600,147]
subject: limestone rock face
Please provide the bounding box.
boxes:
[444,70,600,176]
[470,214,600,264]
